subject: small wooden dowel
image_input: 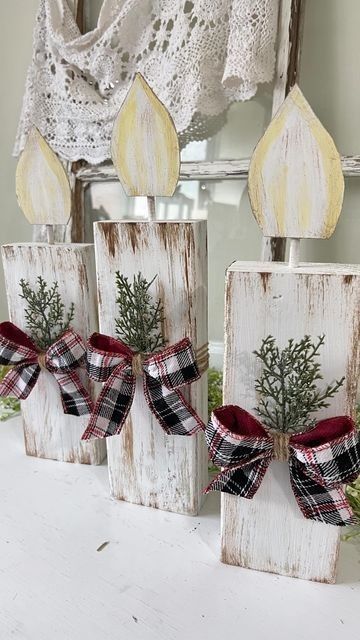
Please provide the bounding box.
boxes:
[288,238,300,268]
[147,196,156,221]
[46,225,55,244]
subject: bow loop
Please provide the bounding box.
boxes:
[86,332,134,382]
[0,321,39,367]
[205,406,273,496]
[144,338,200,389]
[205,406,360,526]
[45,329,87,372]
[81,334,204,440]
[290,417,359,487]
[287,416,360,525]
[0,321,92,416]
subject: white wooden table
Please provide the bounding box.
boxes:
[1,417,359,640]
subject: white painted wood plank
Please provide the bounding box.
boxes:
[272,0,293,115]
[1,243,106,465]
[94,220,208,515]
[1,416,360,640]
[222,261,360,582]
[75,155,360,183]
[271,0,305,116]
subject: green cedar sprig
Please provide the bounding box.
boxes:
[115,272,166,353]
[208,368,223,418]
[343,405,360,539]
[19,276,75,351]
[0,366,20,420]
[253,334,344,433]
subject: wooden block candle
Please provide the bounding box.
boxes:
[2,244,105,464]
[95,220,208,514]
[222,261,360,582]
[1,129,105,464]
[88,74,208,513]
[218,86,360,582]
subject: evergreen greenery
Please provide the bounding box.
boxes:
[19,276,75,351]
[115,272,166,353]
[343,405,360,540]
[254,334,344,433]
[208,367,223,475]
[0,366,20,421]
[208,368,223,417]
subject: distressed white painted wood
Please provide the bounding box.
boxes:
[94,220,208,515]
[75,154,360,184]
[222,261,360,582]
[111,74,180,198]
[271,0,305,116]
[262,0,305,261]
[249,85,344,239]
[16,128,71,228]
[1,243,106,465]
[76,158,250,183]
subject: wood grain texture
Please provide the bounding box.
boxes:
[75,155,360,183]
[263,0,305,263]
[271,0,305,116]
[249,85,344,239]
[1,244,106,465]
[222,261,360,582]
[94,221,208,514]
[111,74,180,197]
[16,128,71,226]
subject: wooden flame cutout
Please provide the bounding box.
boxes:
[248,85,344,239]
[16,128,71,226]
[111,73,180,197]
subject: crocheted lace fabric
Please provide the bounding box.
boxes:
[14,0,280,164]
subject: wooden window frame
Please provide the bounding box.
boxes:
[70,0,360,263]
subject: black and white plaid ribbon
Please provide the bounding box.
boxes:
[0,321,92,416]
[205,405,360,526]
[81,333,204,440]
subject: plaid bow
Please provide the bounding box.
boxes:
[205,405,360,526]
[0,321,92,416]
[81,333,204,440]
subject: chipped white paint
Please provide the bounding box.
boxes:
[75,155,360,184]
[94,220,208,515]
[1,244,106,465]
[222,261,360,582]
[16,128,71,226]
[271,0,305,116]
[111,74,180,197]
[249,85,345,239]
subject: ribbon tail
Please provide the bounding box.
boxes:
[52,370,93,417]
[289,459,356,526]
[204,455,271,497]
[0,364,40,400]
[144,374,204,436]
[81,368,135,440]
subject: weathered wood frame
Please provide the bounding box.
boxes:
[42,0,308,262]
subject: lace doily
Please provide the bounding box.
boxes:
[14,0,280,164]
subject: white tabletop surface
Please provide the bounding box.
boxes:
[1,417,360,640]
